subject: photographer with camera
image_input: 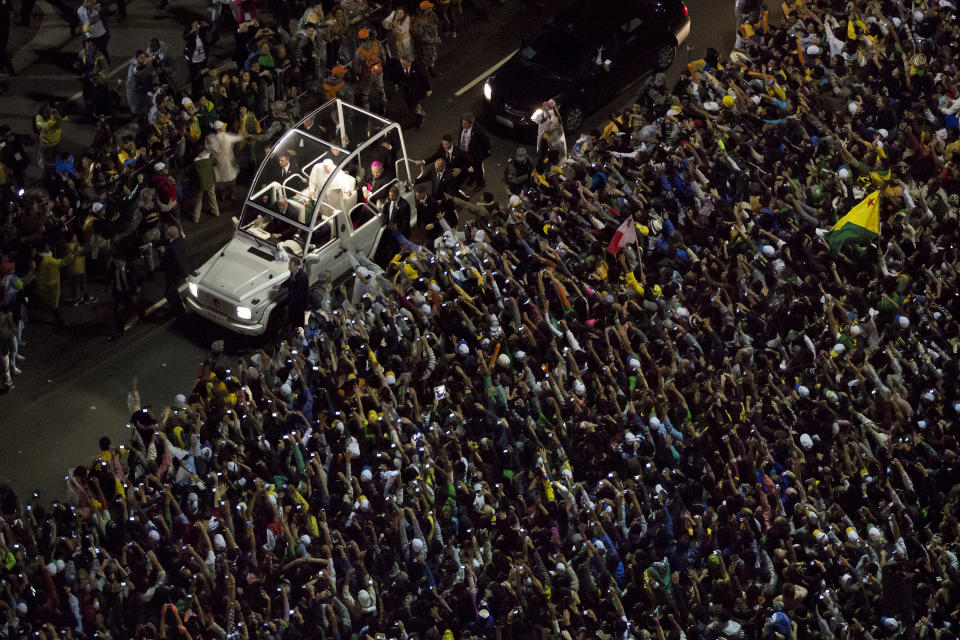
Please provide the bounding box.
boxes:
[125,50,159,126]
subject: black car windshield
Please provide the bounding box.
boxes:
[518,29,586,78]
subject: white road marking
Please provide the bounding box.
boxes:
[453,48,517,97]
[68,58,133,104]
[123,283,186,331]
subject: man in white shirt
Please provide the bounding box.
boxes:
[77,0,110,62]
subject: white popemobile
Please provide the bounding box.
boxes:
[185,99,418,335]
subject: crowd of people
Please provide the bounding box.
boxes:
[0,0,495,384]
[3,1,960,640]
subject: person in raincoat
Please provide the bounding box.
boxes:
[532,100,566,160]
[205,119,244,204]
[35,245,66,327]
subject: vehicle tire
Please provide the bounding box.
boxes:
[655,43,676,70]
[263,305,282,343]
[564,105,585,133]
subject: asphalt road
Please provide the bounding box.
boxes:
[0,0,737,500]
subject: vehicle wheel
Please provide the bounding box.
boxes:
[263,305,282,343]
[564,105,585,133]
[655,43,676,70]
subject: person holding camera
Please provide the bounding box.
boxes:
[125,50,159,126]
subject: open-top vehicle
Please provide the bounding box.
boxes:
[185,99,418,335]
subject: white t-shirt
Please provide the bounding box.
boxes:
[191,34,206,63]
[78,5,107,39]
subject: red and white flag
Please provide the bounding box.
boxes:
[607,216,637,255]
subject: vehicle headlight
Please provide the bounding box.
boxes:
[188,282,199,297]
[236,306,252,320]
[483,81,492,102]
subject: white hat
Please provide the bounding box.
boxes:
[347,436,360,458]
[880,618,899,631]
[850,324,861,337]
[92,201,104,212]
[360,467,373,482]
[154,162,166,172]
[46,562,58,576]
[624,431,637,444]
[174,393,187,405]
[830,343,846,356]
[411,538,424,552]
[847,102,858,116]
[214,534,227,550]
[797,385,810,398]
[897,315,910,328]
[508,195,521,208]
[877,128,889,139]
[214,120,226,130]
[497,353,511,368]
[913,9,924,21]
[800,433,814,450]
[813,529,828,543]
[385,371,396,385]
[280,382,293,397]
[573,379,586,396]
[838,167,850,180]
[806,44,822,56]
[358,589,373,608]
[300,534,311,546]
[703,101,720,112]
[761,244,776,258]
[649,415,662,429]
[846,527,860,542]
[149,529,161,542]
[359,496,370,511]
[515,350,526,361]
[181,97,194,106]
[868,526,882,541]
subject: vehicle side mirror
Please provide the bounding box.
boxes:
[231,216,239,228]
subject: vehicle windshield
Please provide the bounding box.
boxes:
[518,29,587,78]
[245,130,347,227]
[240,100,401,249]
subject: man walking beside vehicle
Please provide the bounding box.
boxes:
[457,111,491,189]
[386,56,431,129]
[160,225,188,315]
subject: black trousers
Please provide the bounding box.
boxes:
[164,276,185,314]
[113,291,144,332]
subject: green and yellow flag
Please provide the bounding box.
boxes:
[828,191,880,253]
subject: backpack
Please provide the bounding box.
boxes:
[357,41,383,75]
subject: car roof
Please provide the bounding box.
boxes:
[550,0,681,39]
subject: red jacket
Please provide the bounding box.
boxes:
[152,173,178,204]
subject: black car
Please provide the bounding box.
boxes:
[482,0,690,134]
